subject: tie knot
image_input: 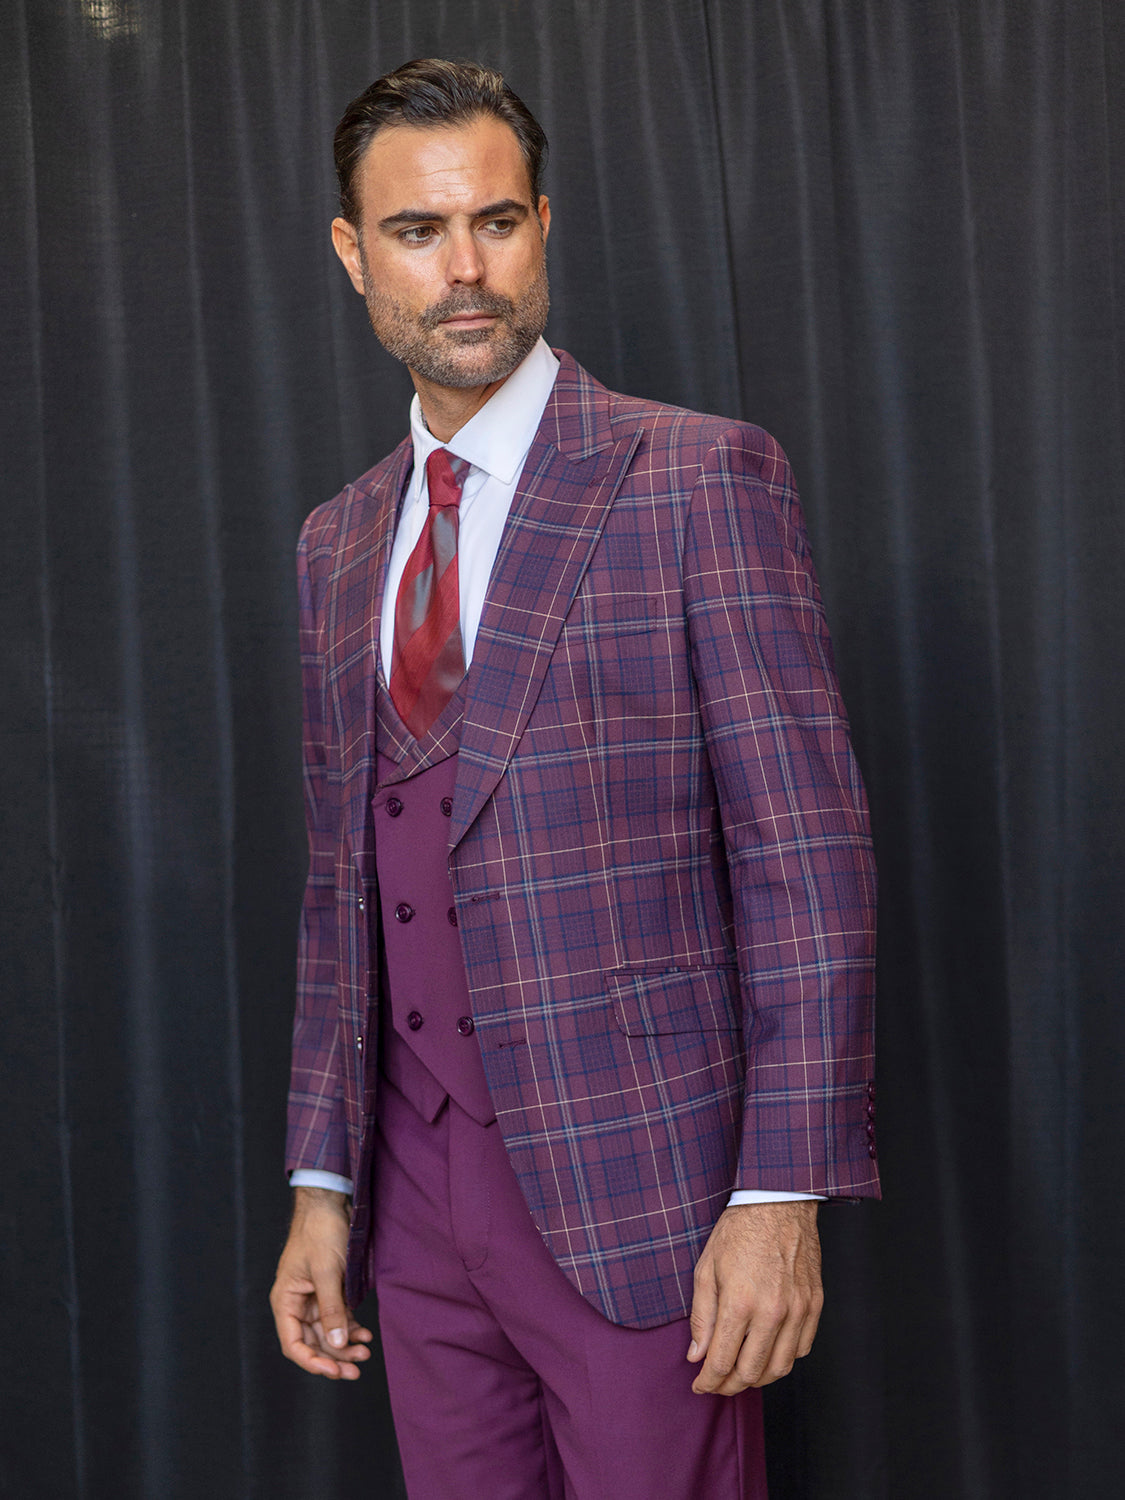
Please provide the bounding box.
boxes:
[425,448,467,509]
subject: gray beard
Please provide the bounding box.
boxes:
[360,255,550,389]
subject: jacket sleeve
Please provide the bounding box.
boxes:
[682,425,879,1198]
[284,511,350,1176]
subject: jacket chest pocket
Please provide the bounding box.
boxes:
[555,594,686,718]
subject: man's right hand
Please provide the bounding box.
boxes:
[269,1185,374,1380]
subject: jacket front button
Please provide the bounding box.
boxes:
[447,906,458,927]
[395,902,414,923]
[386,796,403,817]
[407,1011,424,1031]
[456,1016,474,1036]
[440,797,453,817]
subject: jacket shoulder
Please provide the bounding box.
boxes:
[609,387,780,457]
[553,350,787,475]
[299,437,411,556]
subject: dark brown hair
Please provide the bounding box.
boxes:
[334,58,549,226]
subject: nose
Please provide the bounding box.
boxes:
[445,225,484,285]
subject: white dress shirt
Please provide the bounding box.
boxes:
[291,338,819,1207]
[379,335,561,677]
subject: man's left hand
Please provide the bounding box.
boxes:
[687,1201,823,1394]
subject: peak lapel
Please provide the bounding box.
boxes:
[452,361,641,849]
[326,442,411,865]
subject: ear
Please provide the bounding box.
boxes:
[331,217,366,296]
[537,195,551,244]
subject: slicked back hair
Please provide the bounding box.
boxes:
[334,58,549,227]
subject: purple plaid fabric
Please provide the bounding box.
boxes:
[286,352,879,1328]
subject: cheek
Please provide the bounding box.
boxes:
[494,242,545,291]
[364,249,440,304]
[374,281,438,329]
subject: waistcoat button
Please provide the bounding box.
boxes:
[395,902,414,923]
[456,1016,474,1036]
[407,1011,424,1031]
[440,797,453,817]
[447,906,458,927]
[386,796,403,817]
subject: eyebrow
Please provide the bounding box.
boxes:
[377,199,530,232]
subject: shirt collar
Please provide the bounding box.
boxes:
[408,337,560,487]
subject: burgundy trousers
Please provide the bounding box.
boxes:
[371,1072,768,1500]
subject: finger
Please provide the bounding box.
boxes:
[691,1305,754,1394]
[695,1280,802,1394]
[310,1263,352,1353]
[795,1290,824,1359]
[346,1314,375,1345]
[727,1313,803,1392]
[310,1313,372,1363]
[723,1292,823,1394]
[297,1315,367,1379]
[687,1260,719,1364]
[275,1305,349,1379]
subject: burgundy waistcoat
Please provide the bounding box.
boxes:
[372,673,495,1128]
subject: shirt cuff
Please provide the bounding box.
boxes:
[290,1179,825,1205]
[290,1169,354,1195]
[727,1189,826,1206]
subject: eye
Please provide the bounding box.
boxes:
[480,218,515,236]
[399,225,436,245]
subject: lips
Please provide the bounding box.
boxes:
[440,312,496,326]
[421,291,514,331]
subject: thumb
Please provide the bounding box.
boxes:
[312,1264,350,1349]
[688,1256,718,1363]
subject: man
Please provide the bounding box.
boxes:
[270,58,878,1500]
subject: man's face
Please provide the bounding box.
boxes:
[332,115,550,391]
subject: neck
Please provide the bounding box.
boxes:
[412,372,508,443]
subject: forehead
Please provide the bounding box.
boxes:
[355,116,531,216]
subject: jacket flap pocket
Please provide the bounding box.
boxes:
[607,966,740,1037]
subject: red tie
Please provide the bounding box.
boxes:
[389,448,468,737]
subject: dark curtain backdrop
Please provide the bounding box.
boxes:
[4,2,1122,1497]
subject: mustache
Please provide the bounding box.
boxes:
[419,288,515,330]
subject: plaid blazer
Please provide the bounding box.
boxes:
[286,351,878,1329]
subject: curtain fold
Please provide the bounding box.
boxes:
[3,3,1122,1496]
